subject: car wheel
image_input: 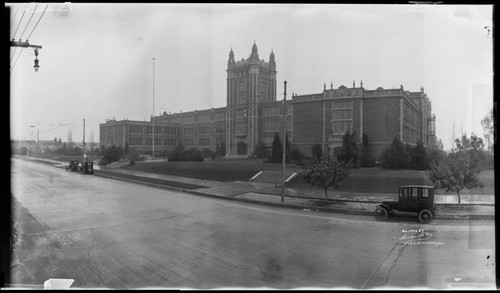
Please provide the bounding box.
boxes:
[375,206,388,221]
[418,209,433,224]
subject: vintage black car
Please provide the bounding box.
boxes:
[374,185,436,224]
[66,160,80,172]
[79,161,94,174]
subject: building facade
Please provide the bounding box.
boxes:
[292,82,436,158]
[99,42,437,159]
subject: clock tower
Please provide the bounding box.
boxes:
[226,42,277,156]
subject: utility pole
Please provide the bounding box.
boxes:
[152,57,155,159]
[37,129,40,154]
[281,81,287,204]
[83,119,85,151]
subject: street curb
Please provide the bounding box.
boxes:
[93,172,495,220]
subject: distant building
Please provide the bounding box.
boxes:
[99,42,437,158]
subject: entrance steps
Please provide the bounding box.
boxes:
[250,170,298,187]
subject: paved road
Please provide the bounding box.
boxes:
[10,159,496,289]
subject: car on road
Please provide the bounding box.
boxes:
[66,160,80,172]
[374,185,436,224]
[79,161,94,174]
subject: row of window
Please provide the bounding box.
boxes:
[332,121,353,134]
[333,109,353,120]
[332,101,353,109]
[128,137,220,147]
[129,126,178,135]
[262,132,291,146]
[163,112,226,124]
[183,125,227,135]
[262,106,292,116]
[264,121,281,132]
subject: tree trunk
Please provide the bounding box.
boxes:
[457,191,461,208]
[324,187,328,200]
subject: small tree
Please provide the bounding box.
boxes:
[311,144,323,160]
[427,151,483,207]
[124,141,130,156]
[290,148,305,164]
[360,133,375,167]
[339,130,358,166]
[481,108,494,153]
[301,155,352,199]
[168,141,185,161]
[411,140,427,170]
[18,146,28,156]
[380,136,406,169]
[253,142,268,158]
[271,132,283,163]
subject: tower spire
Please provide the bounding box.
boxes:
[251,41,259,59]
[228,46,235,64]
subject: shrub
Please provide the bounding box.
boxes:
[312,144,322,160]
[290,148,305,164]
[253,142,268,158]
[99,144,123,166]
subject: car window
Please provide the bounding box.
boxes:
[421,188,429,197]
[400,188,406,199]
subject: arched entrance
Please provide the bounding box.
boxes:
[237,142,247,155]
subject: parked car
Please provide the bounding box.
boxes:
[79,161,94,174]
[66,160,80,172]
[374,185,436,223]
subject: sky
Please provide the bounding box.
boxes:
[9,3,493,151]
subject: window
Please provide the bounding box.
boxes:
[182,116,194,124]
[129,137,142,146]
[129,125,142,134]
[183,138,193,147]
[215,123,226,133]
[421,188,429,198]
[199,127,209,135]
[214,112,226,121]
[236,123,247,134]
[145,126,152,134]
[236,109,247,118]
[263,107,281,117]
[183,128,194,135]
[198,114,210,123]
[164,138,176,146]
[154,126,162,134]
[263,136,274,146]
[165,127,177,135]
[145,138,152,145]
[264,121,280,132]
[216,137,225,146]
[199,138,210,147]
[154,138,162,146]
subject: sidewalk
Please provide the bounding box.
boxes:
[17,156,495,220]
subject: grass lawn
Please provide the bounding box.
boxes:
[120,158,296,182]
[123,159,495,195]
[287,167,433,193]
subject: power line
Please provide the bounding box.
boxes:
[19,4,38,41]
[10,47,18,62]
[12,4,27,40]
[26,4,48,41]
[10,47,24,73]
[10,5,19,27]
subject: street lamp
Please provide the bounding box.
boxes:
[33,49,40,72]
